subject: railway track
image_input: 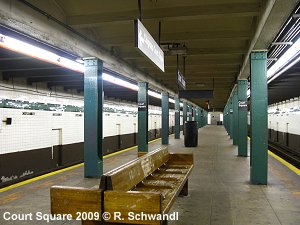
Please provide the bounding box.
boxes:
[268,141,300,169]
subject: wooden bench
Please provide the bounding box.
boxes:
[50,147,193,225]
[100,147,193,224]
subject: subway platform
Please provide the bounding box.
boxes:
[1,126,300,225]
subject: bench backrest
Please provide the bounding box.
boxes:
[100,147,169,191]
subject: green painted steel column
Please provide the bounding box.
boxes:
[188,105,193,121]
[196,107,200,129]
[83,58,103,178]
[224,105,227,132]
[226,105,229,134]
[162,92,169,145]
[223,105,227,131]
[201,109,204,127]
[193,106,196,121]
[250,51,268,184]
[138,82,149,153]
[229,99,233,139]
[174,96,180,139]
[227,105,230,133]
[186,104,190,121]
[199,108,203,128]
[198,107,201,128]
[183,101,187,134]
[227,104,231,135]
[238,79,248,156]
[233,88,239,145]
[203,111,206,126]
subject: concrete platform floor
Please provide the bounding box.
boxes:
[1,125,300,225]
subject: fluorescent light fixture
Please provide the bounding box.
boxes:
[267,54,300,84]
[148,90,161,99]
[0,33,179,104]
[168,98,175,104]
[102,74,176,104]
[0,33,85,73]
[102,73,138,91]
[267,37,300,79]
[76,58,85,64]
[247,89,250,98]
[148,91,177,104]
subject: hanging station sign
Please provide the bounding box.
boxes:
[134,19,165,72]
[177,70,186,90]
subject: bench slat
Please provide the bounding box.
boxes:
[104,191,162,225]
[162,167,193,214]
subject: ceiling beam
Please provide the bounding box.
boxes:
[0,61,59,71]
[2,68,81,77]
[47,81,83,88]
[155,70,237,75]
[0,56,31,61]
[268,87,300,90]
[146,67,239,74]
[67,3,259,27]
[156,76,236,81]
[102,31,251,46]
[0,66,62,73]
[139,63,241,69]
[27,76,83,84]
[270,83,300,87]
[131,55,242,65]
[2,71,82,81]
[104,91,137,95]
[123,47,246,60]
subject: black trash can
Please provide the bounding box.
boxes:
[184,121,198,147]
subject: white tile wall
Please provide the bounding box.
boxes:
[0,108,84,155]
[268,97,300,135]
[0,79,178,155]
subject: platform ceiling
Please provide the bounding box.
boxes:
[1,0,298,110]
[52,0,265,110]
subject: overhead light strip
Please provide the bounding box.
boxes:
[247,36,300,99]
[102,73,138,91]
[0,32,179,104]
[267,37,300,80]
[0,33,84,73]
[100,77,178,104]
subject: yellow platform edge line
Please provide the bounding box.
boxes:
[0,163,83,193]
[247,136,300,176]
[103,137,162,159]
[268,150,300,176]
[0,137,163,193]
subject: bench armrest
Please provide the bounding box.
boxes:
[50,186,102,221]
